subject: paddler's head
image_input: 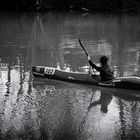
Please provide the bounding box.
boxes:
[100,56,108,66]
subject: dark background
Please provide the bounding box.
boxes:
[1,0,140,12]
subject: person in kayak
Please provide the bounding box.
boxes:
[88,55,114,82]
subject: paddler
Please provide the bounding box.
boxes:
[88,55,114,82]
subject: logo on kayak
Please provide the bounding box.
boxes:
[44,67,55,75]
[68,76,75,80]
[99,82,113,86]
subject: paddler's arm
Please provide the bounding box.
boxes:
[88,56,100,71]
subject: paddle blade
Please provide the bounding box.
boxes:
[78,39,89,57]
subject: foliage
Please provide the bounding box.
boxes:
[1,0,140,12]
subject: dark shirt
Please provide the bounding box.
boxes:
[88,60,114,81]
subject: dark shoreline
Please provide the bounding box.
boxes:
[0,1,140,13]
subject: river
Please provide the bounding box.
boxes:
[0,11,140,140]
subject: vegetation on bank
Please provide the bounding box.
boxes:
[1,0,140,12]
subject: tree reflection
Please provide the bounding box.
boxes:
[5,62,12,96]
[117,95,140,139]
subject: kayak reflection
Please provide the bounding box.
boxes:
[32,79,140,140]
[88,90,113,113]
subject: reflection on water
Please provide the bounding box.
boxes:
[0,11,140,139]
[88,90,113,113]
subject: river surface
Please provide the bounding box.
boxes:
[0,11,140,140]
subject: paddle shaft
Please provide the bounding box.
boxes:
[78,39,89,58]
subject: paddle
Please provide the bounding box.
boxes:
[78,39,94,74]
[78,39,89,59]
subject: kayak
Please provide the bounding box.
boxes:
[32,66,140,91]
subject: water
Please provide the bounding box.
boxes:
[0,11,140,140]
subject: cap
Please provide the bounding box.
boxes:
[100,56,108,64]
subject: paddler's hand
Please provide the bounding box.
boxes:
[88,66,93,75]
[88,56,91,61]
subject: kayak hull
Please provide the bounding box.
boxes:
[32,66,140,90]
